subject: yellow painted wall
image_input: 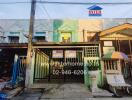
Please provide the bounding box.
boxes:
[78,19,103,42]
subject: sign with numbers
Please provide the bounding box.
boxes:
[65,50,76,58]
[52,50,63,58]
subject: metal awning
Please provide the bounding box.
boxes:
[0,42,100,49]
[33,42,100,48]
[0,43,28,49]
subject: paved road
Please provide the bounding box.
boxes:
[40,83,92,99]
[11,83,132,100]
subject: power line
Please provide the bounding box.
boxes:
[0,2,31,4]
[37,4,47,18]
[40,4,51,19]
[38,1,132,5]
[1,1,132,5]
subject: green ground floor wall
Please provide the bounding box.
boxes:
[84,63,103,89]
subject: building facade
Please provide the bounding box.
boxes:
[0,19,132,88]
[1,19,132,43]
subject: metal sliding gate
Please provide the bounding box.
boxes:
[64,51,84,82]
[34,49,50,81]
[33,45,100,83]
[33,48,84,83]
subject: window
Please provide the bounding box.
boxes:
[34,36,46,42]
[62,37,71,43]
[60,32,71,43]
[34,32,46,42]
[8,36,19,43]
[8,32,20,43]
[104,41,113,46]
[119,40,130,55]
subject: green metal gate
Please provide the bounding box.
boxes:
[34,49,50,81]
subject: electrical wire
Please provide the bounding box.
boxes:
[0,1,31,4]
[1,1,132,5]
[36,4,47,18]
[37,1,132,5]
[40,4,51,19]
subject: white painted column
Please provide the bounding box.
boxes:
[25,49,35,88]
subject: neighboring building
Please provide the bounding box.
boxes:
[0,19,53,43]
[0,19,53,87]
[100,23,132,80]
[100,23,132,55]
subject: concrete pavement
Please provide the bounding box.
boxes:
[40,83,92,99]
[11,83,132,100]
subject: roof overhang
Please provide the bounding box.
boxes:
[33,42,100,48]
[100,23,132,37]
[0,42,100,49]
[0,43,28,49]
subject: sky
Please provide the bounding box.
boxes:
[1,0,132,19]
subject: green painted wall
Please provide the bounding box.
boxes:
[84,62,103,89]
[53,19,78,42]
[84,57,103,89]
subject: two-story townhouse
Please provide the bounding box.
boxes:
[31,19,101,87]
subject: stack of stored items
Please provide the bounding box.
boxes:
[0,62,12,91]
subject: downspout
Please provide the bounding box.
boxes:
[83,29,85,42]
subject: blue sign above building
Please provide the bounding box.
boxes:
[88,5,102,16]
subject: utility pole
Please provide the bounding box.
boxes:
[25,0,36,87]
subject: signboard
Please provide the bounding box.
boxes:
[104,41,113,46]
[52,50,63,58]
[88,5,103,16]
[103,47,115,55]
[65,50,76,58]
[107,74,125,84]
